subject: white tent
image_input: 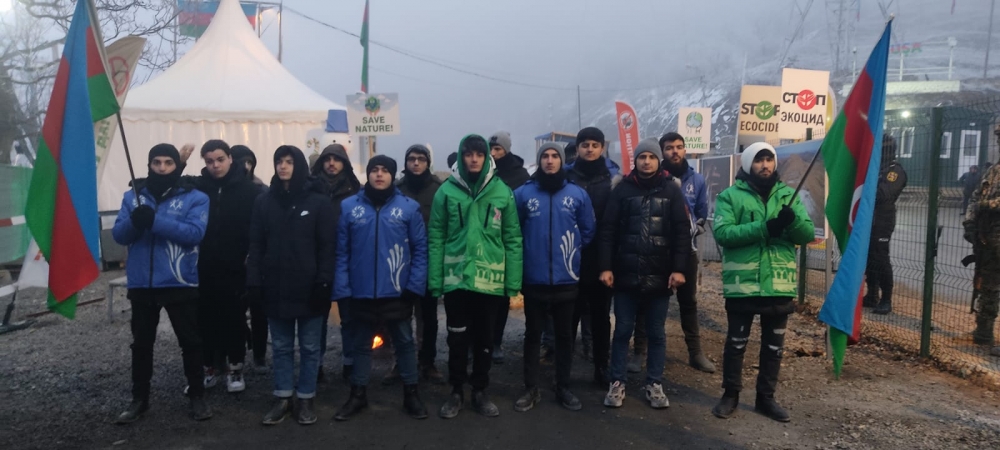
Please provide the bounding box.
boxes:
[98,0,349,210]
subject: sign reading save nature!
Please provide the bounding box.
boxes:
[779,68,830,139]
[676,107,712,154]
[345,93,401,136]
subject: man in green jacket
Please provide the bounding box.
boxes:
[428,134,523,419]
[711,142,814,423]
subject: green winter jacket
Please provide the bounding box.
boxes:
[713,176,815,299]
[427,135,523,298]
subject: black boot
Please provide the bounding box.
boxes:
[712,391,739,419]
[689,352,716,373]
[873,299,892,315]
[261,397,291,425]
[472,390,500,417]
[439,391,464,419]
[755,394,790,422]
[514,387,541,412]
[189,396,213,421]
[862,292,878,308]
[333,385,368,421]
[296,398,317,425]
[403,384,429,419]
[114,398,149,424]
[593,367,610,388]
[556,387,582,411]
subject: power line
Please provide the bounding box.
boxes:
[282,6,705,93]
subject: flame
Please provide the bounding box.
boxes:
[372,335,384,349]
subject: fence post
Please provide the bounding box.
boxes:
[920,107,944,357]
[799,128,813,305]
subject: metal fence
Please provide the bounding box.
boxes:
[701,98,1000,378]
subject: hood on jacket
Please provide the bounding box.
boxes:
[311,144,354,176]
[271,145,311,194]
[451,134,496,196]
[231,145,257,177]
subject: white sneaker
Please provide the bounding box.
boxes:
[604,381,625,408]
[226,363,245,393]
[644,382,669,409]
[203,366,219,389]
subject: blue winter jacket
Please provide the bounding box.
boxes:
[333,188,428,300]
[112,185,210,289]
[514,179,597,286]
[678,165,709,222]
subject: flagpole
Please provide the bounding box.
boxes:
[789,128,821,203]
[115,111,140,200]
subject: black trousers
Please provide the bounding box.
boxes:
[865,236,893,305]
[633,252,702,355]
[129,292,204,400]
[248,298,268,361]
[414,291,439,365]
[444,290,504,391]
[493,296,511,348]
[721,309,789,397]
[524,293,576,389]
[198,281,247,367]
[572,280,612,370]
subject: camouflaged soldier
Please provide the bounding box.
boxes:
[963,124,1000,357]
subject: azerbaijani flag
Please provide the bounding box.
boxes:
[178,0,258,39]
[24,0,119,319]
[817,20,892,377]
[360,0,370,93]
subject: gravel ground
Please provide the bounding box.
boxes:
[2,264,999,450]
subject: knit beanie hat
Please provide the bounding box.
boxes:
[536,142,565,168]
[148,143,180,165]
[740,142,776,174]
[367,154,398,182]
[634,138,663,165]
[488,131,512,155]
[576,127,605,146]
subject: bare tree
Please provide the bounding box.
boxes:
[0,0,184,161]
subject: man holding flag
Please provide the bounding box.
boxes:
[711,142,814,422]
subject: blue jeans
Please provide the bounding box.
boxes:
[609,291,669,385]
[351,316,419,386]
[269,315,324,399]
[337,300,356,366]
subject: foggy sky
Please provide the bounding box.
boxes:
[187,0,991,166]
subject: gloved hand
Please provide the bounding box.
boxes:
[766,205,795,237]
[130,205,156,231]
[310,282,332,309]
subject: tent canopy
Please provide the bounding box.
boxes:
[123,0,343,122]
[98,0,350,210]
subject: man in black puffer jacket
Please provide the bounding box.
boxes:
[598,138,691,411]
[310,143,361,382]
[248,145,336,426]
[396,144,446,383]
[488,131,530,363]
[179,139,262,392]
[565,126,621,386]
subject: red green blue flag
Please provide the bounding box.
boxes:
[817,20,893,377]
[24,0,119,319]
[178,0,258,38]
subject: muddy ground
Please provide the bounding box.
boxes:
[1,263,999,449]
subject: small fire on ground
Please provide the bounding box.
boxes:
[372,335,384,349]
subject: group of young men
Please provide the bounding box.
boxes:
[111,125,814,426]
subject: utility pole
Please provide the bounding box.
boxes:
[577,85,582,129]
[277,0,284,63]
[987,0,996,79]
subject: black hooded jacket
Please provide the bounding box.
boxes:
[247,146,336,319]
[494,153,530,189]
[310,144,361,223]
[186,162,262,286]
[598,171,692,295]
[565,157,622,282]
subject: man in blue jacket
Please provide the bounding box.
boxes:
[514,142,596,412]
[112,144,211,424]
[332,155,430,421]
[660,132,714,373]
